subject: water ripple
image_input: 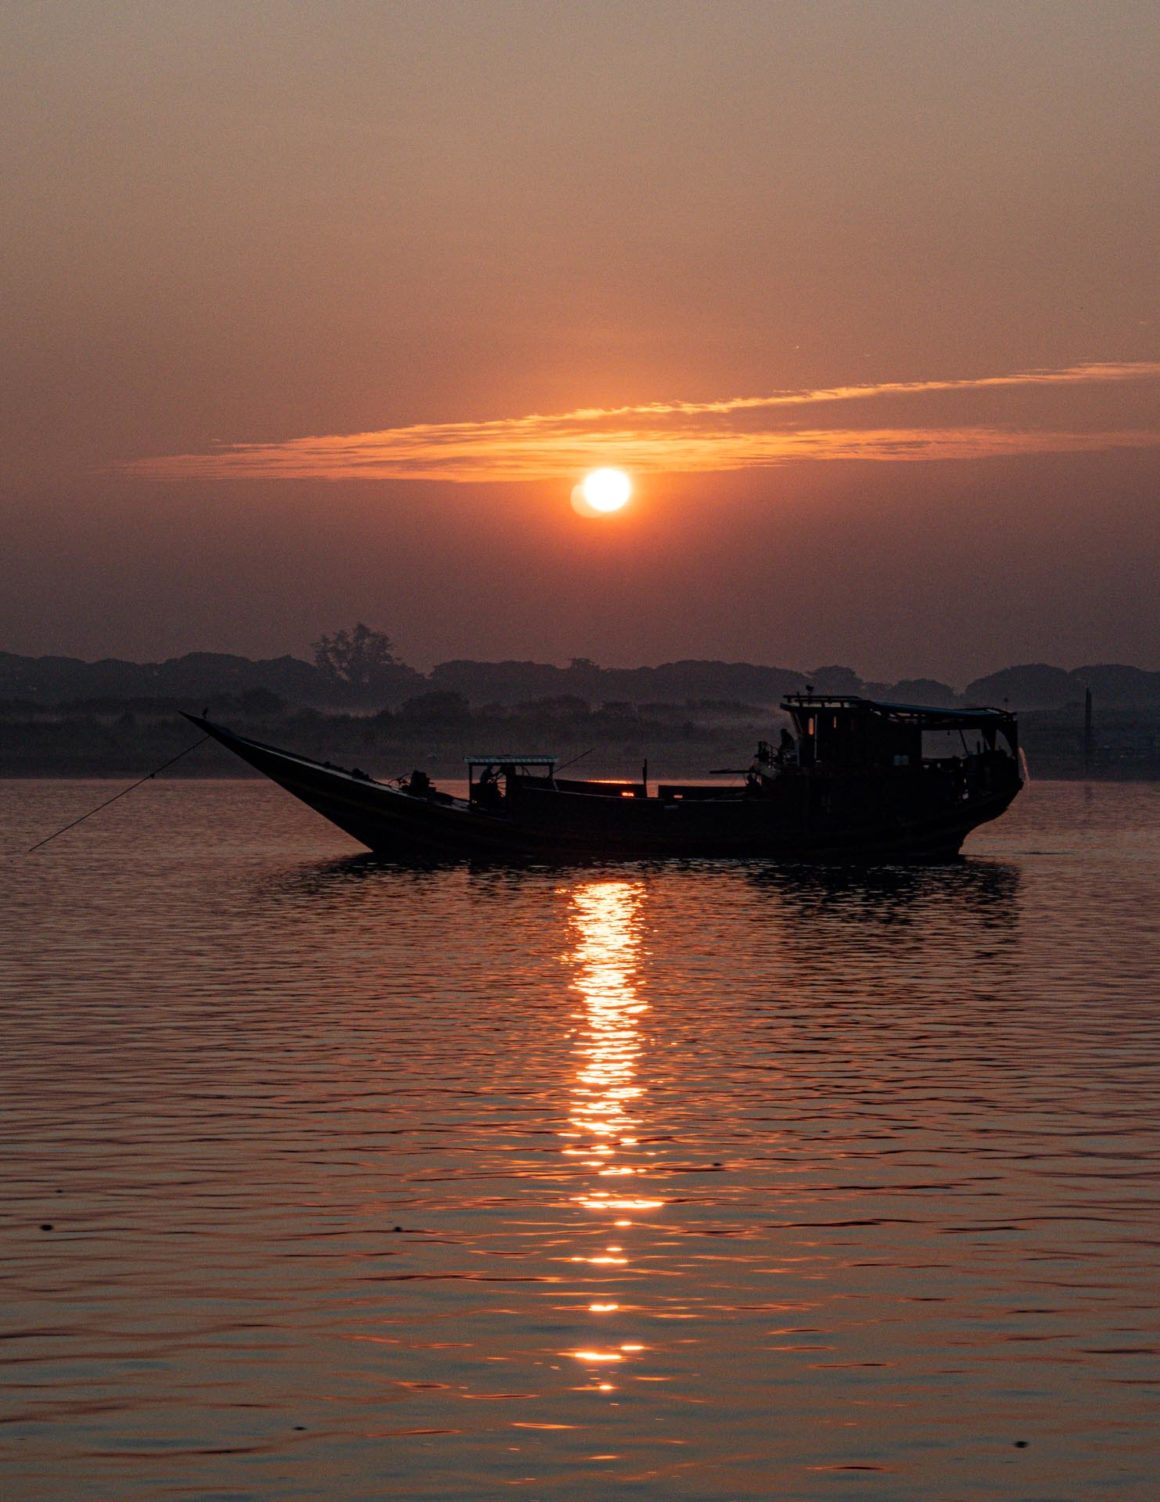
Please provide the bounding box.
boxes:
[1,780,1157,1498]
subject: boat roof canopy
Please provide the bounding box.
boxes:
[781,694,1015,729]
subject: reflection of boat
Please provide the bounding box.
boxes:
[185,694,1022,862]
[749,851,1021,913]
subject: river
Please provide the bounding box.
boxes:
[2,779,1158,1499]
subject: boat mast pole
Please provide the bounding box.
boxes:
[1084,687,1094,776]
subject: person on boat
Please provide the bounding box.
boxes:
[745,740,774,793]
[776,727,797,766]
[404,768,431,797]
[476,764,503,809]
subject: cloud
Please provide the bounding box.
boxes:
[127,361,1160,484]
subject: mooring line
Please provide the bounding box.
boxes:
[26,735,212,854]
[555,746,596,774]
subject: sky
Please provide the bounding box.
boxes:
[3,0,1158,684]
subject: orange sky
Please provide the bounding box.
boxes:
[3,2,1158,681]
[130,363,1160,483]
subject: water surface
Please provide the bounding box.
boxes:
[2,780,1158,1499]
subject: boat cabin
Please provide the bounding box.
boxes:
[781,694,1019,773]
[466,755,556,809]
[466,755,649,809]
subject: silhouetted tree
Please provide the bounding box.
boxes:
[964,663,1073,709]
[516,694,591,719]
[809,665,863,695]
[312,624,400,696]
[401,691,471,725]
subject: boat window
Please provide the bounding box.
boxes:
[922,728,984,760]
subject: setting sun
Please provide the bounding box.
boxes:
[572,468,632,517]
[583,468,632,511]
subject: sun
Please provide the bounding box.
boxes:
[572,468,633,517]
[582,468,632,511]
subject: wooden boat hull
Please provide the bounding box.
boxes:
[186,715,1021,862]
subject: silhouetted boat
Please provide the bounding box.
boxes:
[184,694,1022,862]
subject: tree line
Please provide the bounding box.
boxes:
[3,625,1160,712]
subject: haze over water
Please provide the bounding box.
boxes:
[2,781,1158,1499]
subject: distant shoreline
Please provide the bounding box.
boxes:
[4,695,1158,783]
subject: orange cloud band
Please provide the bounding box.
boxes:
[128,361,1160,483]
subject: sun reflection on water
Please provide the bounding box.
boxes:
[562,880,664,1383]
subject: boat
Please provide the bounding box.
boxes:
[184,693,1022,862]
